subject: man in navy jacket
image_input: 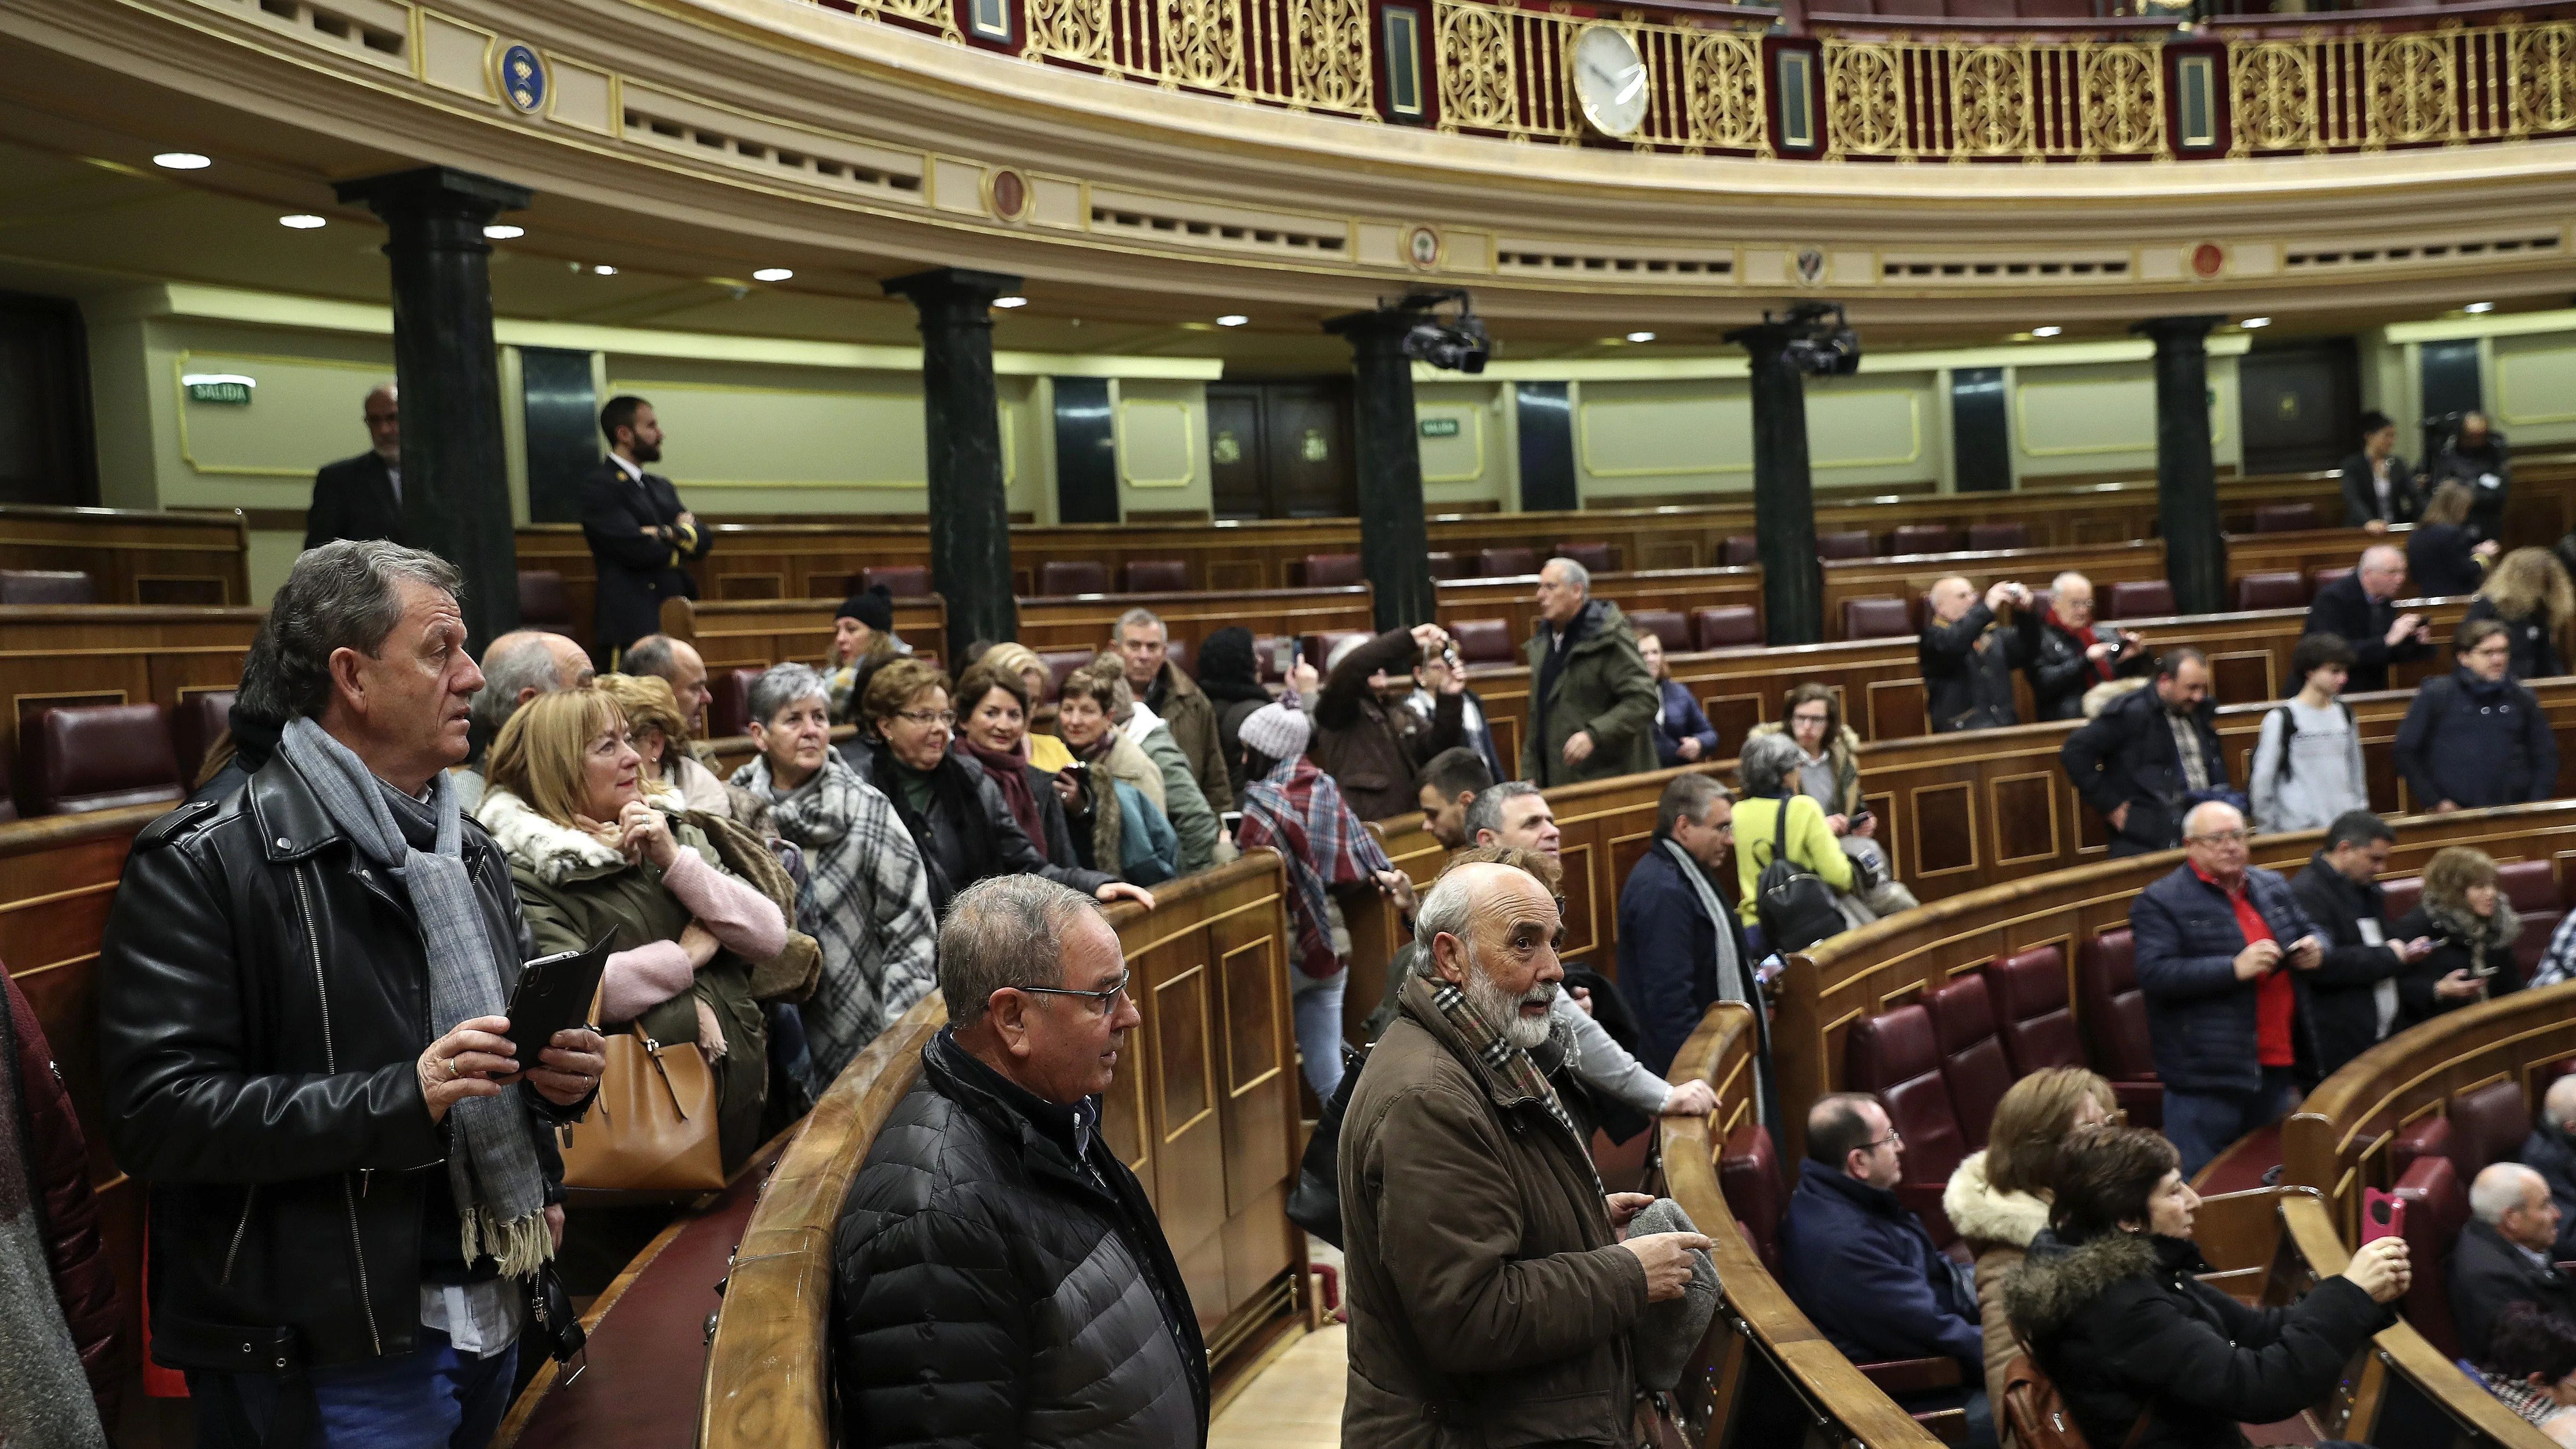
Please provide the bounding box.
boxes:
[2130,800,2325,1178]
[1779,1092,1993,1448]
[1617,775,1763,1081]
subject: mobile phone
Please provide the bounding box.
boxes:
[504,932,616,1061]
[1220,810,1243,832]
[1272,636,1293,676]
[1850,809,1875,829]
[2360,1188,2407,1245]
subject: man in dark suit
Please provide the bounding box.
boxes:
[2305,545,2431,693]
[2339,409,2423,532]
[2451,1162,2576,1360]
[581,394,710,665]
[302,382,403,551]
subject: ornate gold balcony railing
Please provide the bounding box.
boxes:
[1435,1,1770,152]
[1819,38,2167,158]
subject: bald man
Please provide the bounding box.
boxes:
[2305,544,2431,692]
[2453,1162,2576,1360]
[2523,1074,2576,1261]
[303,381,404,551]
[453,629,593,810]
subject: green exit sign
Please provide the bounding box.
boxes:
[184,374,255,406]
[1418,417,1460,438]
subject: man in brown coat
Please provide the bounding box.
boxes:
[1311,623,1464,825]
[1339,859,1711,1447]
[1114,607,1232,813]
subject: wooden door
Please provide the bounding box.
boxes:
[2238,339,2359,475]
[0,293,96,507]
[1260,382,1356,518]
[1206,386,1267,521]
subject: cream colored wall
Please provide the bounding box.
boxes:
[1417,380,1512,510]
[2006,356,2241,484]
[2487,334,2576,447]
[1565,369,1950,500]
[1110,378,1211,517]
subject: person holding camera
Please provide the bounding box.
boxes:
[1312,622,1464,825]
[1923,576,2042,733]
[2029,572,2152,722]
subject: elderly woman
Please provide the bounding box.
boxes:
[1093,649,1226,875]
[953,661,1083,865]
[1943,1067,2116,1436]
[978,642,1075,771]
[729,663,940,1091]
[593,672,735,819]
[477,689,789,1170]
[2392,844,2528,1023]
[2471,1303,2576,1442]
[2004,1125,2404,1449]
[860,655,1149,915]
[822,586,905,723]
[1747,683,1916,921]
[1055,661,1181,885]
[1732,730,1859,948]
[1639,631,1718,766]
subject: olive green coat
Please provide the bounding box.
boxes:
[1520,599,1660,787]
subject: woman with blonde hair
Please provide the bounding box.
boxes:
[2392,845,2528,1024]
[1944,1066,2117,1440]
[594,672,734,818]
[977,641,1075,770]
[476,689,790,1171]
[2410,480,2502,597]
[2467,546,2576,680]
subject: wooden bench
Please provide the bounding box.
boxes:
[0,504,250,607]
[0,605,263,809]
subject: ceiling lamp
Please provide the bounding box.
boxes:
[752,267,794,282]
[278,214,326,229]
[153,152,210,170]
[2031,325,2063,338]
[483,224,524,240]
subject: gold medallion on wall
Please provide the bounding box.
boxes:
[491,42,548,117]
[1793,247,1828,286]
[1405,225,1444,270]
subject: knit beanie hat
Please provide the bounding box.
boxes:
[1238,692,1312,763]
[1195,627,1259,687]
[837,584,894,633]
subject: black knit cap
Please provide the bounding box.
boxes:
[837,584,894,632]
[1195,626,1258,686]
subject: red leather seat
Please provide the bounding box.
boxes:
[1628,610,1689,653]
[1298,554,1362,588]
[1720,536,1759,567]
[1425,552,1472,580]
[1038,560,1111,596]
[1926,976,2013,1152]
[1846,1004,1967,1242]
[860,565,930,596]
[1693,606,1760,651]
[2391,1154,2470,1359]
[1818,530,1876,560]
[171,690,235,784]
[1988,947,2083,1077]
[707,666,767,739]
[2107,580,2175,620]
[1303,630,1375,673]
[2077,930,2163,1127]
[1121,560,1189,593]
[2383,876,2423,920]
[1450,618,1515,665]
[2444,1079,2531,1186]
[2233,572,2308,612]
[0,570,97,604]
[1553,541,1615,574]
[2312,566,2354,597]
[2391,1115,2452,1181]
[516,571,574,632]
[1968,523,2029,551]
[1039,650,1095,699]
[2255,503,2320,533]
[23,703,184,816]
[1478,547,1538,578]
[1890,525,1962,556]
[1843,596,1916,641]
[1720,1122,1784,1272]
[2496,860,2562,914]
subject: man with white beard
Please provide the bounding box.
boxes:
[1336,860,1712,1447]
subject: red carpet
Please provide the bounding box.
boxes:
[2193,1123,2284,1198]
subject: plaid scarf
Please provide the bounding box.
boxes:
[1427,979,1594,1184]
[1235,754,1389,979]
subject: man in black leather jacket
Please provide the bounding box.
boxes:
[99,542,604,1447]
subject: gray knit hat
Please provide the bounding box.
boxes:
[1628,1196,1721,1391]
[1238,692,1311,763]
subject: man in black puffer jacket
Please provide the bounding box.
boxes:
[832,875,1208,1449]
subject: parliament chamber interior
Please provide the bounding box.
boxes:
[15,0,2576,1445]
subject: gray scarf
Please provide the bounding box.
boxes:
[278,718,551,1279]
[1660,837,1770,1126]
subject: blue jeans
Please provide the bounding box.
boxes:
[1291,968,1347,1100]
[2163,1067,2299,1181]
[190,1327,518,1449]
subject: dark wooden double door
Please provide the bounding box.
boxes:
[1207,380,1355,520]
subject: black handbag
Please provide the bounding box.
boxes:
[1285,1044,1366,1248]
[1756,798,1845,955]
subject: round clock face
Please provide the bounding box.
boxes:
[1571,25,1650,139]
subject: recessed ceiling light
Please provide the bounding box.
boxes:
[483,224,523,240]
[993,296,1029,309]
[153,152,210,170]
[2465,300,2496,314]
[592,264,618,276]
[1626,331,1656,343]
[278,214,326,229]
[2031,325,2063,338]
[1216,314,1249,327]
[2240,316,2272,329]
[751,267,793,282]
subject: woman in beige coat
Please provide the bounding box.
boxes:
[1941,1065,2116,1443]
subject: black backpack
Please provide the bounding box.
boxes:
[1756,797,1846,954]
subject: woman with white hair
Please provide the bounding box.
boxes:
[1731,730,1868,948]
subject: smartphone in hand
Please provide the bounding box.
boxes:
[2360,1188,2407,1245]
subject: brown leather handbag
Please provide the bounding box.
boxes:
[2003,1347,2153,1449]
[556,1014,723,1203]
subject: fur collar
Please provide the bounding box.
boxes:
[2001,1232,2163,1342]
[474,786,632,886]
[2427,897,2522,950]
[1943,1151,2052,1249]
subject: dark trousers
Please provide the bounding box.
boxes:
[2164,1066,2299,1181]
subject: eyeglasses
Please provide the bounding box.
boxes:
[1866,1127,1905,1150]
[2188,829,2251,845]
[1017,970,1133,1018]
[893,709,957,729]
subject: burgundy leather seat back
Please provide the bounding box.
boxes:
[2312,566,2354,597]
[171,690,236,785]
[1299,554,1363,587]
[2077,930,2164,1126]
[1478,547,1538,578]
[2392,1154,2469,1359]
[860,565,931,596]
[2107,580,2175,620]
[1890,524,1962,555]
[2496,860,2562,914]
[1844,597,1915,641]
[2382,877,2423,920]
[1926,976,2012,1152]
[1120,560,1189,593]
[1968,523,2029,551]
[516,571,574,632]
[1553,541,1615,574]
[2391,1115,2452,1181]
[1425,552,1471,580]
[1039,650,1094,700]
[2255,503,2320,533]
[1988,947,2082,1076]
[1818,530,1875,560]
[0,570,97,604]
[2233,572,2308,612]
[1693,606,1760,651]
[1720,1123,1784,1272]
[1038,561,1110,596]
[24,704,184,816]
[1302,631,1374,673]
[1628,610,1690,653]
[1720,536,1759,567]
[1451,619,1515,664]
[1846,1004,1967,1191]
[708,667,766,740]
[2445,1079,2531,1186]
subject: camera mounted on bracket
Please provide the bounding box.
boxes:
[1392,288,1492,374]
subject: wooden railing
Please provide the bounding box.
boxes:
[0,503,250,607]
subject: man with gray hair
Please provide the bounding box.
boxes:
[1340,858,1712,1443]
[623,633,711,737]
[1523,557,1657,788]
[1111,606,1231,814]
[2452,1161,2576,1360]
[2522,1074,2576,1261]
[453,630,594,810]
[2306,543,2431,692]
[100,540,606,1441]
[1465,779,1559,854]
[831,875,1208,1449]
[1617,773,1772,1109]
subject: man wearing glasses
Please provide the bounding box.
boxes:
[2393,619,2561,813]
[1780,1092,1993,1448]
[2131,800,2326,1179]
[830,875,1207,1449]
